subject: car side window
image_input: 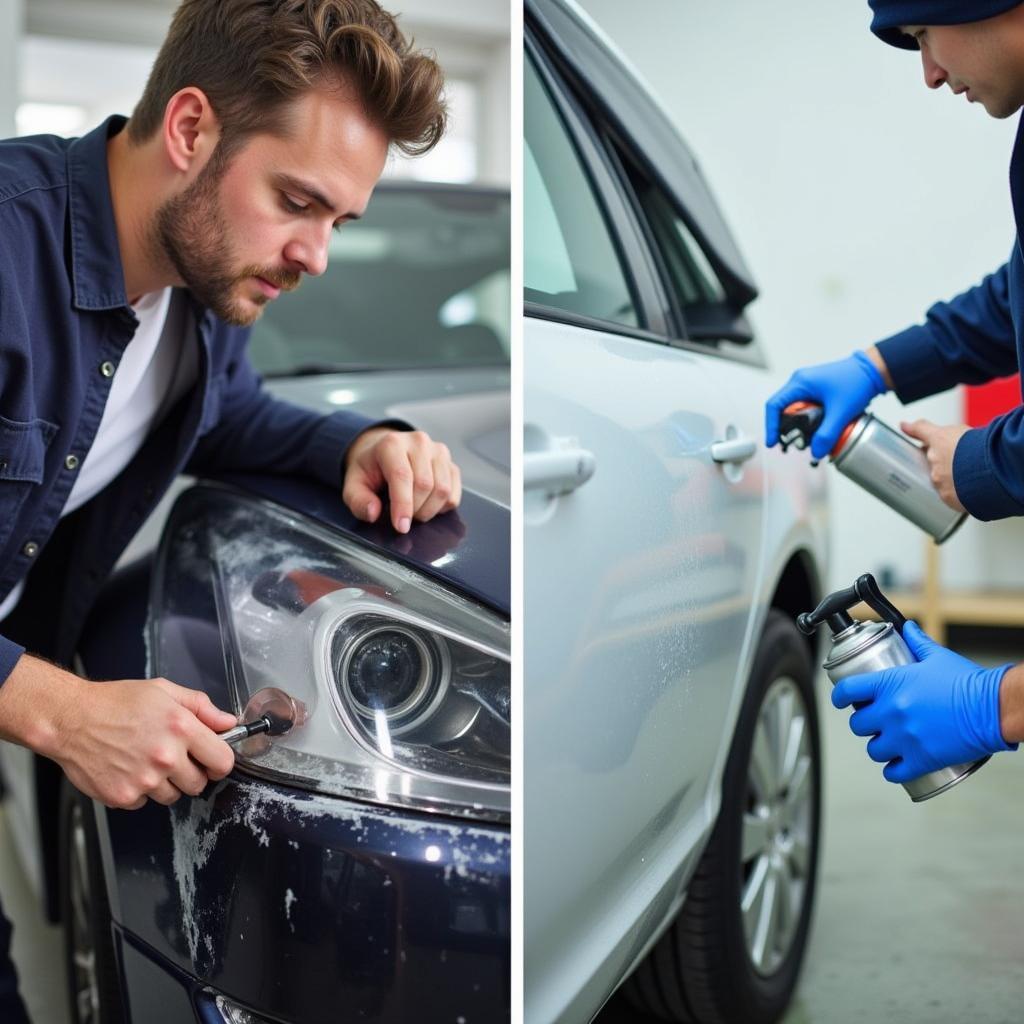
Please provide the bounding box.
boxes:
[524,55,639,328]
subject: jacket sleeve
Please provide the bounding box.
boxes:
[0,638,25,689]
[185,338,409,488]
[953,408,1024,520]
[875,259,1019,402]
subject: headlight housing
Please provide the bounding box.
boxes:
[149,485,509,821]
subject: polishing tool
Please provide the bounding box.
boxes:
[217,686,308,755]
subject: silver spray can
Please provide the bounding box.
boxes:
[798,573,988,802]
[779,403,966,543]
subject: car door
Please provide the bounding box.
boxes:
[523,39,769,1024]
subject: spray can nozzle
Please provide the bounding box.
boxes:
[778,402,825,454]
[796,572,907,637]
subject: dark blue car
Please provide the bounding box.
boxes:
[0,181,511,1024]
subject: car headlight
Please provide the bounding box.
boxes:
[149,485,509,821]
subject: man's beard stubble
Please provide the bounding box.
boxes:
[152,147,300,327]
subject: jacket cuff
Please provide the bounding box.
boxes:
[305,410,413,488]
[0,636,26,688]
[876,325,956,402]
[952,426,1024,521]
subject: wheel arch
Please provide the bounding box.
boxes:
[767,548,822,665]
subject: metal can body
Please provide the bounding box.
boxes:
[832,414,966,543]
[823,621,987,801]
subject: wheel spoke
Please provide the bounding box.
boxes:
[742,810,771,863]
[780,712,807,790]
[749,717,778,802]
[771,861,794,951]
[750,863,778,972]
[787,827,810,878]
[780,754,812,830]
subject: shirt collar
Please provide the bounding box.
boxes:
[66,115,131,312]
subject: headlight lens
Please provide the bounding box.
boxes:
[150,485,509,821]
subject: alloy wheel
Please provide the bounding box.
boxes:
[740,675,814,976]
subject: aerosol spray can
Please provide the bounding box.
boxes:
[798,573,988,802]
[779,402,966,543]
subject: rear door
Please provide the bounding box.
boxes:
[523,36,768,1024]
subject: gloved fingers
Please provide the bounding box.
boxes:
[831,673,881,710]
[809,407,854,460]
[901,620,942,661]
[866,732,900,764]
[883,758,918,784]
[848,704,884,737]
[764,380,812,447]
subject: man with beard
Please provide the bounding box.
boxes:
[0,2,464,1017]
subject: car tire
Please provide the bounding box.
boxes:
[621,609,821,1024]
[59,779,126,1024]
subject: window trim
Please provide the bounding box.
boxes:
[524,30,670,338]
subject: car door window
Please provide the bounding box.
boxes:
[524,56,639,328]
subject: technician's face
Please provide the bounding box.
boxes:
[156,86,389,326]
[904,20,1024,119]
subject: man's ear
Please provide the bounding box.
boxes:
[162,87,220,176]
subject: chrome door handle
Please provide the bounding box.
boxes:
[710,436,757,465]
[524,448,596,495]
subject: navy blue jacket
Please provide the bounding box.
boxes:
[0,116,379,685]
[877,114,1024,522]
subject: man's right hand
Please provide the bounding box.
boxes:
[764,348,890,460]
[0,654,237,809]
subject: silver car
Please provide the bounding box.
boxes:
[524,3,828,1022]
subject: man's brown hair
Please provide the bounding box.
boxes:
[127,0,446,157]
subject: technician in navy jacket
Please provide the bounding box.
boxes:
[0,3,462,1018]
[766,0,1024,792]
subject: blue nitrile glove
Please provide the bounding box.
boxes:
[831,621,1017,784]
[764,351,887,460]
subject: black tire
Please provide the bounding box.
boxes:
[621,610,822,1024]
[58,779,126,1024]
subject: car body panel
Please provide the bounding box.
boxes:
[98,774,510,1024]
[522,3,826,1021]
[524,319,772,1024]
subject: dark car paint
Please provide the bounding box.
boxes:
[70,472,510,1023]
[102,774,509,1024]
[217,473,511,615]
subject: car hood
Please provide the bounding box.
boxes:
[266,366,510,508]
[252,366,510,614]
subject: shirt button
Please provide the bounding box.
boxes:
[99,360,116,378]
[64,454,80,471]
[22,542,38,558]
[0,460,7,472]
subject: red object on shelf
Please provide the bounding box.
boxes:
[964,375,1021,427]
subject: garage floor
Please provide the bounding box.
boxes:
[1,646,1023,1024]
[599,641,1024,1024]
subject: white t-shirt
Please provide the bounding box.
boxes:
[0,287,197,620]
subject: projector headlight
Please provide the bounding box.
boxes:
[149,485,509,821]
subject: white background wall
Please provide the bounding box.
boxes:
[579,0,1024,593]
[13,0,510,184]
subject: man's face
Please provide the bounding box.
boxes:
[155,87,389,326]
[904,17,1024,118]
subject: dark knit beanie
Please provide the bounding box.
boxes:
[869,0,1024,49]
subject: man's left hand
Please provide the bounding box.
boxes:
[343,428,462,534]
[900,419,969,513]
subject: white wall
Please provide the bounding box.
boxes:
[19,0,510,184]
[579,0,1024,593]
[0,0,24,136]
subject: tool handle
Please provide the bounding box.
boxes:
[797,572,906,636]
[218,716,271,746]
[779,402,825,453]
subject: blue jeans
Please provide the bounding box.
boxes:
[0,893,30,1023]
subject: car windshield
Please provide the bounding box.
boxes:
[249,185,511,376]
